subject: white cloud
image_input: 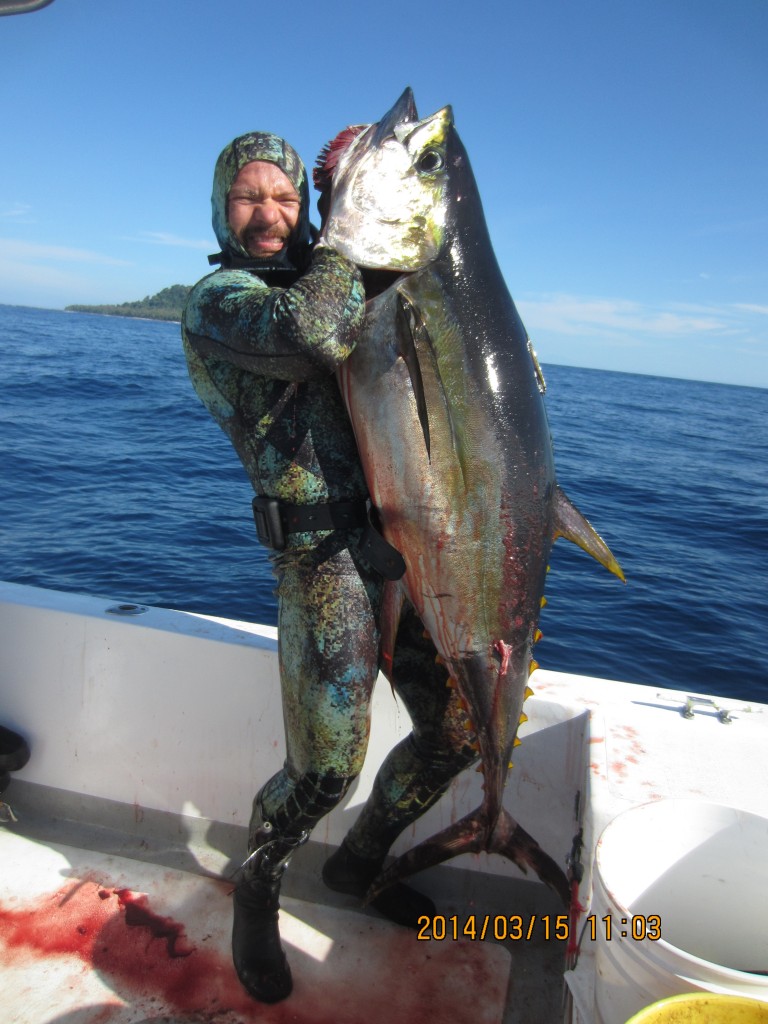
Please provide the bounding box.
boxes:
[126,231,211,250]
[0,259,94,294]
[0,237,131,266]
[0,203,33,220]
[513,293,768,386]
[733,303,768,317]
[517,294,752,340]
[0,238,137,307]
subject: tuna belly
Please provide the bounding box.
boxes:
[338,346,488,657]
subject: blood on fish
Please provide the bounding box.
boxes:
[493,639,512,676]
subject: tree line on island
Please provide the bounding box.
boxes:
[66,284,192,322]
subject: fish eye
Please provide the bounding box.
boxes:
[417,149,444,174]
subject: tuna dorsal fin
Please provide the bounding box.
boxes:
[554,486,625,582]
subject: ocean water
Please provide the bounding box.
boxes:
[1,303,766,704]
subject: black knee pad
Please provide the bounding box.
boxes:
[271,771,356,835]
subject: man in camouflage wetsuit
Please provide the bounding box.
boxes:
[182,132,476,1003]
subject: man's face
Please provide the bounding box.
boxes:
[227,161,301,259]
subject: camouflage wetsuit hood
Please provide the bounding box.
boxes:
[209,132,314,272]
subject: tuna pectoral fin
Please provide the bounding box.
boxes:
[554,486,625,582]
[395,289,467,484]
[367,807,569,907]
[396,293,431,458]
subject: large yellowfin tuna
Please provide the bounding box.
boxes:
[317,89,624,902]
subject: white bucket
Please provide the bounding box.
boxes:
[592,800,768,1024]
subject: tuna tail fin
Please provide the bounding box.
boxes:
[489,808,570,906]
[367,806,569,906]
[554,486,625,582]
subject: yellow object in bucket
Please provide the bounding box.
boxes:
[625,992,768,1023]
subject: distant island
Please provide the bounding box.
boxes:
[66,284,192,322]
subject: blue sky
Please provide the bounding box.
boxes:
[1,0,766,387]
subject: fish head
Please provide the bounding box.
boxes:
[319,89,456,271]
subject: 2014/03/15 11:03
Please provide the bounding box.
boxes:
[415,914,662,942]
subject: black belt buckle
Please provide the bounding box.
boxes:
[252,496,286,551]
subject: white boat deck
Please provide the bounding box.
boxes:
[1,581,767,1024]
[0,824,514,1024]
